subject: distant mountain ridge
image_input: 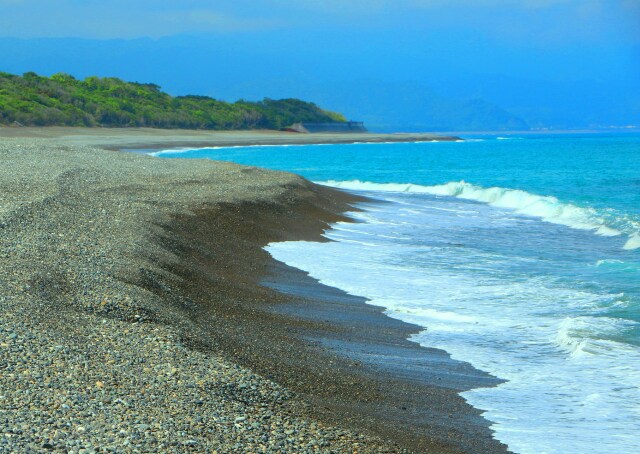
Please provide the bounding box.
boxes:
[221,79,529,132]
[0,71,345,129]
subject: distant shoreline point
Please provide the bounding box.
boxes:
[0,126,461,151]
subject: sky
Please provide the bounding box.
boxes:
[0,0,638,44]
[0,0,639,130]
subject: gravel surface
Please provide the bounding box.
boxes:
[0,138,394,453]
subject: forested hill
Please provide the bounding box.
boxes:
[0,72,346,130]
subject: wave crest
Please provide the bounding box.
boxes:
[320,180,639,249]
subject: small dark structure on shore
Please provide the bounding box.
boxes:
[283,121,367,133]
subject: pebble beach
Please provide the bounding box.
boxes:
[0,130,506,453]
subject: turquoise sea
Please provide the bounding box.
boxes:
[155,133,640,454]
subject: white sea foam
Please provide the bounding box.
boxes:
[265,192,640,453]
[149,143,314,157]
[150,139,453,157]
[555,316,639,358]
[596,259,625,267]
[624,233,640,250]
[148,147,195,156]
[319,180,640,249]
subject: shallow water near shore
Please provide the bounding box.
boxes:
[155,133,640,454]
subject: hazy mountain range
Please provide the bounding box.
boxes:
[1,35,637,132]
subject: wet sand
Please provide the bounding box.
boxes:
[262,263,505,452]
[0,129,507,452]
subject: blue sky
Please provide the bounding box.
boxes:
[0,0,638,45]
[0,0,638,129]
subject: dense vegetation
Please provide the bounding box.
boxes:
[0,72,346,129]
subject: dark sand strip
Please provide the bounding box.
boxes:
[158,189,508,453]
[126,137,508,451]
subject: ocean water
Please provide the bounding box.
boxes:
[154,133,640,454]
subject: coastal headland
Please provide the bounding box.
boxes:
[0,128,505,453]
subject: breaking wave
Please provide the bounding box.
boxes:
[319,180,639,249]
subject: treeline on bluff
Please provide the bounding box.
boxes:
[0,72,346,129]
